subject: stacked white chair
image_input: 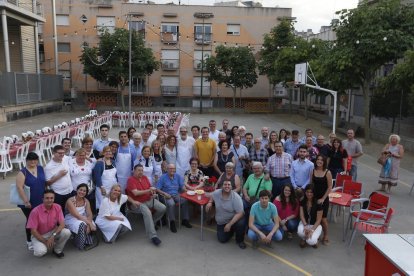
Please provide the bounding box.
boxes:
[11,142,29,170]
[119,112,127,128]
[112,111,121,128]
[72,124,85,148]
[33,138,47,166]
[138,112,146,128]
[0,137,13,178]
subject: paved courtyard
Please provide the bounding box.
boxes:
[1,111,413,276]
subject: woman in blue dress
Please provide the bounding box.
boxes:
[16,152,46,251]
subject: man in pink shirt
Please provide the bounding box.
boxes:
[26,190,71,258]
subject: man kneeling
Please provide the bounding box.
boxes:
[126,164,166,246]
[206,180,246,249]
[248,190,283,248]
[26,190,71,258]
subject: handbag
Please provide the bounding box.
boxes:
[249,178,263,205]
[10,184,30,205]
[377,152,389,166]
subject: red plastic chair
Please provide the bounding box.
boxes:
[346,192,389,236]
[332,174,352,192]
[342,180,362,199]
[348,208,394,247]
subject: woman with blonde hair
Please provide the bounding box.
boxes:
[95,184,138,243]
[378,134,404,193]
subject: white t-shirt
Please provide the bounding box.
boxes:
[45,156,73,195]
[69,159,94,191]
[209,130,220,143]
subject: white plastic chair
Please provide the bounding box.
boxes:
[89,110,98,116]
[33,138,47,166]
[138,113,146,128]
[0,137,13,178]
[112,111,121,128]
[11,142,29,170]
[72,125,85,148]
[119,112,127,128]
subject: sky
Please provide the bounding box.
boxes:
[154,0,360,32]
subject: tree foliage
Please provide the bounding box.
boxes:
[205,45,257,108]
[80,28,159,109]
[320,0,414,142]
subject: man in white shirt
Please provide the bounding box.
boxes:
[176,126,195,176]
[208,120,220,143]
[145,123,157,143]
[45,145,73,211]
[141,128,153,148]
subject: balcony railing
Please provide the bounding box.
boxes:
[193,85,211,96]
[194,33,212,44]
[160,32,178,44]
[161,86,179,96]
[161,59,179,71]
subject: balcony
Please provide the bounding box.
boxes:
[160,32,178,44]
[161,59,179,71]
[194,33,212,45]
[193,86,211,96]
[161,86,179,96]
[0,0,44,22]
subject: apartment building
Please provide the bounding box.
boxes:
[38,1,291,108]
[0,0,63,122]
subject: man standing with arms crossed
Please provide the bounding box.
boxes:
[342,129,363,181]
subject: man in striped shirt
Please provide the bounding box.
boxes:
[265,141,293,200]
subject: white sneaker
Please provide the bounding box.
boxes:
[26,241,34,251]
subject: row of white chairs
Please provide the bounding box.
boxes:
[111,111,171,129]
[0,112,112,178]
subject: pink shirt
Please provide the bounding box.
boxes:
[273,199,299,220]
[27,203,64,235]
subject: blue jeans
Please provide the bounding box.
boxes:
[217,217,245,244]
[248,223,283,241]
[350,165,357,181]
[283,218,299,233]
[270,177,291,200]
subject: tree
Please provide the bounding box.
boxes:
[80,28,159,110]
[327,0,414,143]
[205,45,257,108]
[373,50,414,132]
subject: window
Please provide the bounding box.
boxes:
[97,16,116,35]
[193,77,211,96]
[161,50,179,70]
[39,44,45,63]
[131,77,146,93]
[193,50,211,70]
[130,21,146,39]
[161,23,179,43]
[57,42,71,53]
[194,24,212,43]
[161,76,179,96]
[56,15,69,26]
[227,24,240,35]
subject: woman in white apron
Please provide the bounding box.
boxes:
[64,183,96,250]
[70,149,95,208]
[152,140,165,174]
[93,146,118,210]
[115,143,134,193]
[134,146,160,186]
[95,184,132,243]
[164,135,177,166]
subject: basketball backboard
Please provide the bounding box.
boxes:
[294,63,307,85]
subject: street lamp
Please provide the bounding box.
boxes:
[128,13,141,127]
[194,12,214,114]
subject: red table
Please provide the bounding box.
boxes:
[180,191,210,240]
[329,192,353,241]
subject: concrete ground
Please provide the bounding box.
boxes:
[1,111,413,276]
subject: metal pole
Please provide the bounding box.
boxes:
[199,17,205,114]
[51,0,58,74]
[305,84,337,134]
[1,10,11,72]
[128,16,132,126]
[398,89,403,134]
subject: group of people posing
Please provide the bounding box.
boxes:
[16,118,404,257]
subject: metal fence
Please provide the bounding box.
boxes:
[0,72,63,106]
